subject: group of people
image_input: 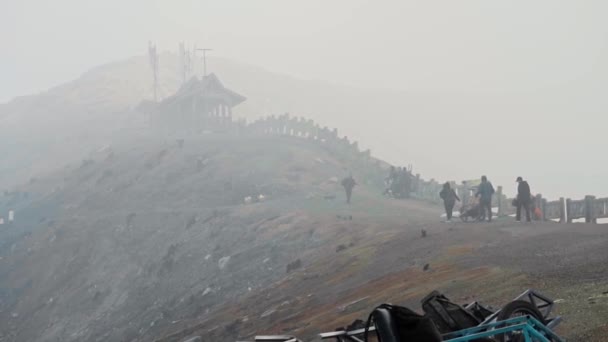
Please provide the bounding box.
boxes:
[440,175,534,223]
[383,166,414,199]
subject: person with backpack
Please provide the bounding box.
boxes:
[439,182,460,222]
[516,176,532,222]
[475,175,495,222]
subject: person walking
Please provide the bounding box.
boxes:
[516,176,532,222]
[341,175,357,204]
[440,182,460,222]
[476,175,495,222]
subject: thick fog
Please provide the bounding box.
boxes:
[3,0,608,199]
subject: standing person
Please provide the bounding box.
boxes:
[476,175,495,222]
[440,182,460,222]
[341,175,357,204]
[383,166,396,196]
[516,176,532,222]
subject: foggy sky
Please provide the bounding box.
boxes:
[3,1,608,198]
[5,1,608,100]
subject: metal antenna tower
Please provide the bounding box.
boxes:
[148,41,159,101]
[179,42,194,84]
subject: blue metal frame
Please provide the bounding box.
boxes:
[443,316,565,342]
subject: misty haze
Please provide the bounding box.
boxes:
[1,1,608,341]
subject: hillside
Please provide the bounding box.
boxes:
[0,134,607,341]
[0,133,389,341]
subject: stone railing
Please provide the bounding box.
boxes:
[248,114,371,160]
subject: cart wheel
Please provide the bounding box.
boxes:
[495,300,546,342]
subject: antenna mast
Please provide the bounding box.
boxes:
[196,48,213,77]
[179,42,194,84]
[148,41,159,101]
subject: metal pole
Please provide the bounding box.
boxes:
[196,48,213,77]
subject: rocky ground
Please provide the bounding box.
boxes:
[0,135,607,342]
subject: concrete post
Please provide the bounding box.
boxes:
[497,186,503,217]
[585,195,596,223]
[559,197,565,223]
[566,198,572,223]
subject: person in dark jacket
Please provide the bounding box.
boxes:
[516,176,532,222]
[341,175,357,204]
[440,182,460,222]
[476,175,495,222]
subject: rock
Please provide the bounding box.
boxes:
[421,229,427,238]
[218,256,231,270]
[286,259,302,273]
[423,263,430,271]
[260,308,276,318]
[336,244,347,252]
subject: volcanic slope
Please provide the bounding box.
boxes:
[1,135,608,342]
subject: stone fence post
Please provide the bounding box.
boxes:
[559,197,566,223]
[496,186,503,216]
[585,196,597,223]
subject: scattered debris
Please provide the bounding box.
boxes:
[336,244,347,252]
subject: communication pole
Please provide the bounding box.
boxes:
[148,41,159,101]
[179,43,194,84]
[196,48,212,77]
